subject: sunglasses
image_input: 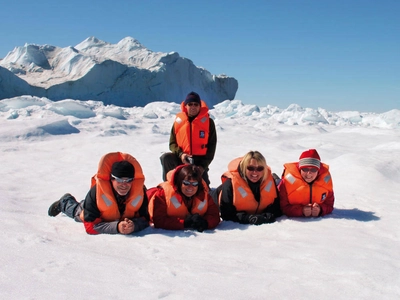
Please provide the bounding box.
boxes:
[247,166,265,172]
[111,174,134,183]
[301,167,318,173]
[182,180,199,187]
[187,102,200,107]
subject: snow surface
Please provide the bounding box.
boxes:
[1,96,399,299]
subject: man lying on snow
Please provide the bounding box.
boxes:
[48,152,150,235]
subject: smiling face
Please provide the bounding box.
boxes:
[175,165,203,197]
[111,178,132,196]
[181,179,199,197]
[239,151,268,184]
[186,102,201,117]
[245,158,265,183]
[300,167,319,183]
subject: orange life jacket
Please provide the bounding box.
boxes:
[221,157,278,214]
[81,152,145,222]
[148,166,208,219]
[282,162,333,205]
[174,100,210,155]
[157,182,208,218]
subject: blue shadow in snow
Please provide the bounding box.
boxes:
[326,208,380,222]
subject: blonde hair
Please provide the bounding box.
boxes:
[239,151,269,183]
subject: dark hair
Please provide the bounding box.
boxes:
[174,165,204,195]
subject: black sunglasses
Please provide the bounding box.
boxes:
[247,166,264,172]
[182,180,199,187]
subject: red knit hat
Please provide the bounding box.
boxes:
[298,149,321,170]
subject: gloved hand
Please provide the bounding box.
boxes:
[184,213,208,232]
[184,213,201,228]
[262,212,276,224]
[192,215,208,232]
[247,214,269,225]
[184,214,196,228]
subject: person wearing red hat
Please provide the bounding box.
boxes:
[277,149,335,217]
[159,91,217,187]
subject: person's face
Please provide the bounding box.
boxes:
[300,167,319,183]
[181,179,199,197]
[111,176,133,196]
[186,102,201,117]
[245,158,265,183]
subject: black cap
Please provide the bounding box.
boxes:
[111,161,135,178]
[184,91,201,105]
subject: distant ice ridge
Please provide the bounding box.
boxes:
[0,37,238,107]
[1,96,399,129]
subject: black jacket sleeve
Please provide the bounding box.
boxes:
[83,186,101,222]
[137,186,150,221]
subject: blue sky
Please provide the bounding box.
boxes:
[1,0,398,113]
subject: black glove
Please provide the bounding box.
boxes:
[192,216,208,232]
[184,214,195,228]
[247,214,269,225]
[262,212,276,224]
[184,213,201,228]
[184,213,208,232]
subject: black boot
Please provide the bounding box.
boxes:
[48,193,72,217]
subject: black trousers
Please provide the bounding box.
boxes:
[159,152,210,186]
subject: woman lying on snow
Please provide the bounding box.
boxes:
[147,164,220,232]
[277,149,335,217]
[211,150,282,225]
